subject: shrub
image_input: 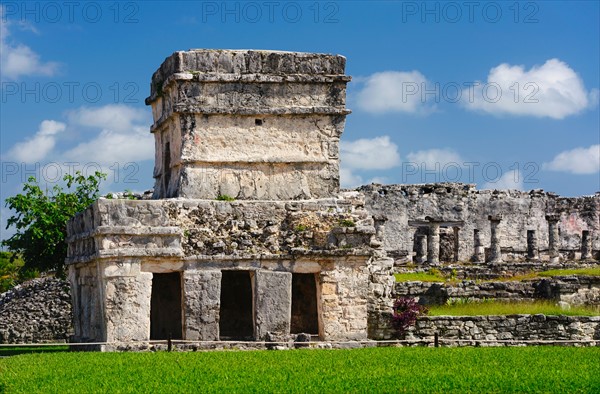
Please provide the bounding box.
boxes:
[2,171,106,278]
[391,297,428,338]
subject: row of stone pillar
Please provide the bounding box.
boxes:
[412,215,594,265]
[488,215,593,264]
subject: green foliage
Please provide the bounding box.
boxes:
[216,194,235,201]
[338,218,355,227]
[0,251,37,293]
[1,348,599,392]
[2,171,106,278]
[429,300,599,316]
[294,224,308,232]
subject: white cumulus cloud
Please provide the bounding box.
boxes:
[355,71,435,114]
[0,7,59,80]
[64,105,153,165]
[67,104,149,133]
[462,59,598,119]
[406,148,463,169]
[5,120,66,163]
[340,136,401,170]
[543,144,600,174]
[482,169,523,191]
[339,167,363,189]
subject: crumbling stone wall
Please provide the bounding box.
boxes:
[0,278,72,344]
[407,315,600,345]
[360,183,600,264]
[394,276,600,307]
[67,193,381,346]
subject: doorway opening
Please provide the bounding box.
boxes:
[150,272,182,340]
[219,270,254,340]
[290,273,319,335]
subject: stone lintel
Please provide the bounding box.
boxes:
[149,108,350,133]
[66,226,181,243]
[408,220,464,227]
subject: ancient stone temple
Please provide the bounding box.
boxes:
[66,50,392,350]
[66,49,599,351]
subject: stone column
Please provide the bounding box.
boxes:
[581,230,592,260]
[487,215,502,264]
[546,215,560,263]
[473,229,484,263]
[415,234,427,264]
[183,270,222,341]
[427,223,440,265]
[527,230,538,261]
[453,227,460,262]
[103,265,153,345]
[254,270,292,341]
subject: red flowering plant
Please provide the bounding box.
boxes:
[391,297,428,338]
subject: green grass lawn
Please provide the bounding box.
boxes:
[429,300,600,316]
[1,347,599,393]
[0,345,69,357]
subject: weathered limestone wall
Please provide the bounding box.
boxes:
[360,183,600,264]
[320,260,369,341]
[182,270,221,341]
[66,194,379,345]
[394,276,600,307]
[69,263,102,342]
[146,50,350,200]
[407,315,600,345]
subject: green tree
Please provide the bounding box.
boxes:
[2,171,106,278]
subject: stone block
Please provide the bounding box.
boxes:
[183,270,222,341]
[254,270,292,340]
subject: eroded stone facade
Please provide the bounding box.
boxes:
[67,50,390,350]
[67,49,598,350]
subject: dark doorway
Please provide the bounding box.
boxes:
[150,272,182,340]
[219,270,254,340]
[291,273,319,335]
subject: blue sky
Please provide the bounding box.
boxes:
[1,1,599,239]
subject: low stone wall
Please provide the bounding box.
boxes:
[434,262,598,280]
[0,277,73,344]
[407,315,600,346]
[394,276,600,306]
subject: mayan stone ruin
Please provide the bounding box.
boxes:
[65,49,599,350]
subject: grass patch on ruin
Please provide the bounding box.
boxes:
[538,267,600,277]
[395,272,446,282]
[428,300,600,316]
[1,347,599,393]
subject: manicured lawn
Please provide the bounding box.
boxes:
[1,347,599,393]
[429,300,600,316]
[0,345,69,357]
